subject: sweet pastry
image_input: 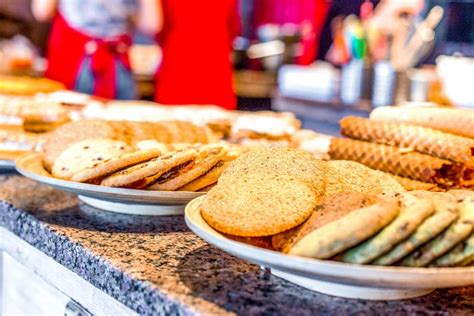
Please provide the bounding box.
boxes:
[401,196,474,267]
[340,116,474,165]
[42,120,217,171]
[370,106,474,139]
[178,156,235,192]
[219,147,327,196]
[374,192,458,265]
[272,192,383,253]
[71,148,162,184]
[391,175,442,192]
[434,234,474,267]
[287,199,399,259]
[329,137,470,188]
[52,139,131,180]
[200,174,317,237]
[342,193,435,264]
[100,147,198,189]
[324,160,405,197]
[147,145,226,191]
[0,76,65,95]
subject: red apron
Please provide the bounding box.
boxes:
[45,14,132,99]
[154,0,239,110]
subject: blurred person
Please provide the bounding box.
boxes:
[154,0,239,110]
[31,0,161,99]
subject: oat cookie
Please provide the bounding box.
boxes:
[200,174,317,237]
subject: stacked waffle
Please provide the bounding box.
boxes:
[329,106,474,190]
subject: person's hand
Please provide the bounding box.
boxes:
[370,0,424,32]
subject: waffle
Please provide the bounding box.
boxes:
[340,116,474,165]
[328,138,469,188]
[370,106,474,139]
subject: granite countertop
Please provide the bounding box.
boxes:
[1,174,474,315]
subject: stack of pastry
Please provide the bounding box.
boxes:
[50,139,239,192]
[0,75,65,95]
[41,119,220,171]
[0,95,71,132]
[329,106,474,190]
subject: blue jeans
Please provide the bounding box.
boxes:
[74,57,137,100]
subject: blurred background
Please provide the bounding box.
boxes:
[1,0,474,134]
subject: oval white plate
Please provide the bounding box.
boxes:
[185,196,474,300]
[0,159,15,170]
[15,153,204,215]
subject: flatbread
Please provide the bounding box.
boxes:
[343,193,434,264]
[71,149,162,183]
[52,139,131,180]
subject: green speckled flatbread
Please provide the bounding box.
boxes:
[434,233,474,267]
[401,197,474,267]
[373,192,458,266]
[343,193,435,264]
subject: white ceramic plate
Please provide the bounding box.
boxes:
[185,196,474,300]
[15,153,204,215]
[0,160,15,170]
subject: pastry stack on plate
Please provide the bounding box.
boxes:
[329,106,474,191]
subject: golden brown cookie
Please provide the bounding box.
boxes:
[42,120,121,171]
[52,139,131,180]
[219,147,327,198]
[324,160,405,197]
[71,148,162,183]
[200,174,317,237]
[101,147,198,188]
[178,154,235,192]
[147,145,226,191]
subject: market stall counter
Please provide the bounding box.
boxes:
[0,174,473,315]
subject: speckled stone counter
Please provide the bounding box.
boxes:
[1,175,474,315]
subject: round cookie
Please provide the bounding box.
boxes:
[200,174,317,237]
[325,160,405,198]
[219,147,327,197]
[71,148,162,183]
[178,155,235,192]
[100,147,198,188]
[148,145,226,191]
[52,139,131,180]
[42,120,121,171]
